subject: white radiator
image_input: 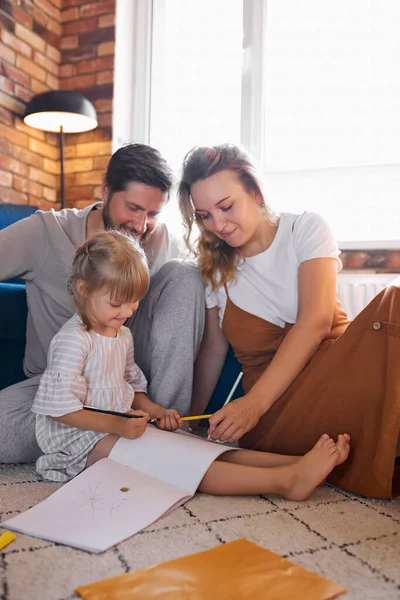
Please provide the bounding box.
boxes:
[337,273,400,320]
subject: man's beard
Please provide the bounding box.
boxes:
[102,201,115,232]
[102,202,150,241]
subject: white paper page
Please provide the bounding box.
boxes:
[2,458,187,554]
[109,426,233,496]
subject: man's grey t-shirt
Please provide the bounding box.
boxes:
[0,203,184,377]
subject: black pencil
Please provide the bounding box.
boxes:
[83,406,157,423]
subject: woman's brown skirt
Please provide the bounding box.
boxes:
[230,283,400,499]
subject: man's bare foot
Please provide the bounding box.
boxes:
[283,434,349,501]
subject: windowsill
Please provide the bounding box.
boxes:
[339,241,400,251]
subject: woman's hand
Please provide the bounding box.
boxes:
[156,408,184,432]
[118,410,149,440]
[208,396,262,442]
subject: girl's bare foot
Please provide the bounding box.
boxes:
[283,434,349,501]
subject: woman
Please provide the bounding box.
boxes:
[178,143,400,499]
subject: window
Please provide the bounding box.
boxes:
[150,0,243,172]
[259,0,400,247]
[114,0,400,248]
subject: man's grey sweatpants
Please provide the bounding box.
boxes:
[0,260,205,463]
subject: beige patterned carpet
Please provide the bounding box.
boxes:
[1,462,399,600]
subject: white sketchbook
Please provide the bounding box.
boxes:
[2,427,232,553]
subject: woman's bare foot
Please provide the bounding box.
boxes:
[283,434,349,501]
[336,433,351,465]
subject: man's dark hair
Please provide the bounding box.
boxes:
[105,144,174,196]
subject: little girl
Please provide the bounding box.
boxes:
[32,230,351,501]
[31,231,182,483]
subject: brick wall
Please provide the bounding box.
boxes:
[0,0,61,210]
[60,0,115,209]
[340,250,400,272]
[0,0,115,210]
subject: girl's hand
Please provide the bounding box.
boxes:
[156,409,184,431]
[207,397,262,443]
[118,410,149,440]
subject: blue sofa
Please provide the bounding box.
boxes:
[0,204,38,390]
[0,203,243,408]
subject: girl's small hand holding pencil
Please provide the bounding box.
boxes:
[117,409,150,440]
[154,408,184,432]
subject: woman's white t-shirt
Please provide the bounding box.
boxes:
[205,212,342,328]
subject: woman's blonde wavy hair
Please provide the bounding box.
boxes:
[178,144,275,291]
[68,230,149,330]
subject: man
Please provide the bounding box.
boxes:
[0,144,205,463]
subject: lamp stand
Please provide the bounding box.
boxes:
[59,125,65,210]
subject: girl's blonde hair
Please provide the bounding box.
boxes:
[68,230,149,330]
[178,143,275,291]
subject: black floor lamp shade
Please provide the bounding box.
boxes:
[23,90,98,133]
[23,91,98,209]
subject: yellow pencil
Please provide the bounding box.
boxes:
[180,414,212,422]
[0,531,16,550]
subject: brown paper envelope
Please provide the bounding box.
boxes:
[76,538,346,600]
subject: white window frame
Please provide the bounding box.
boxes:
[113,0,153,150]
[241,0,266,163]
[113,0,400,250]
